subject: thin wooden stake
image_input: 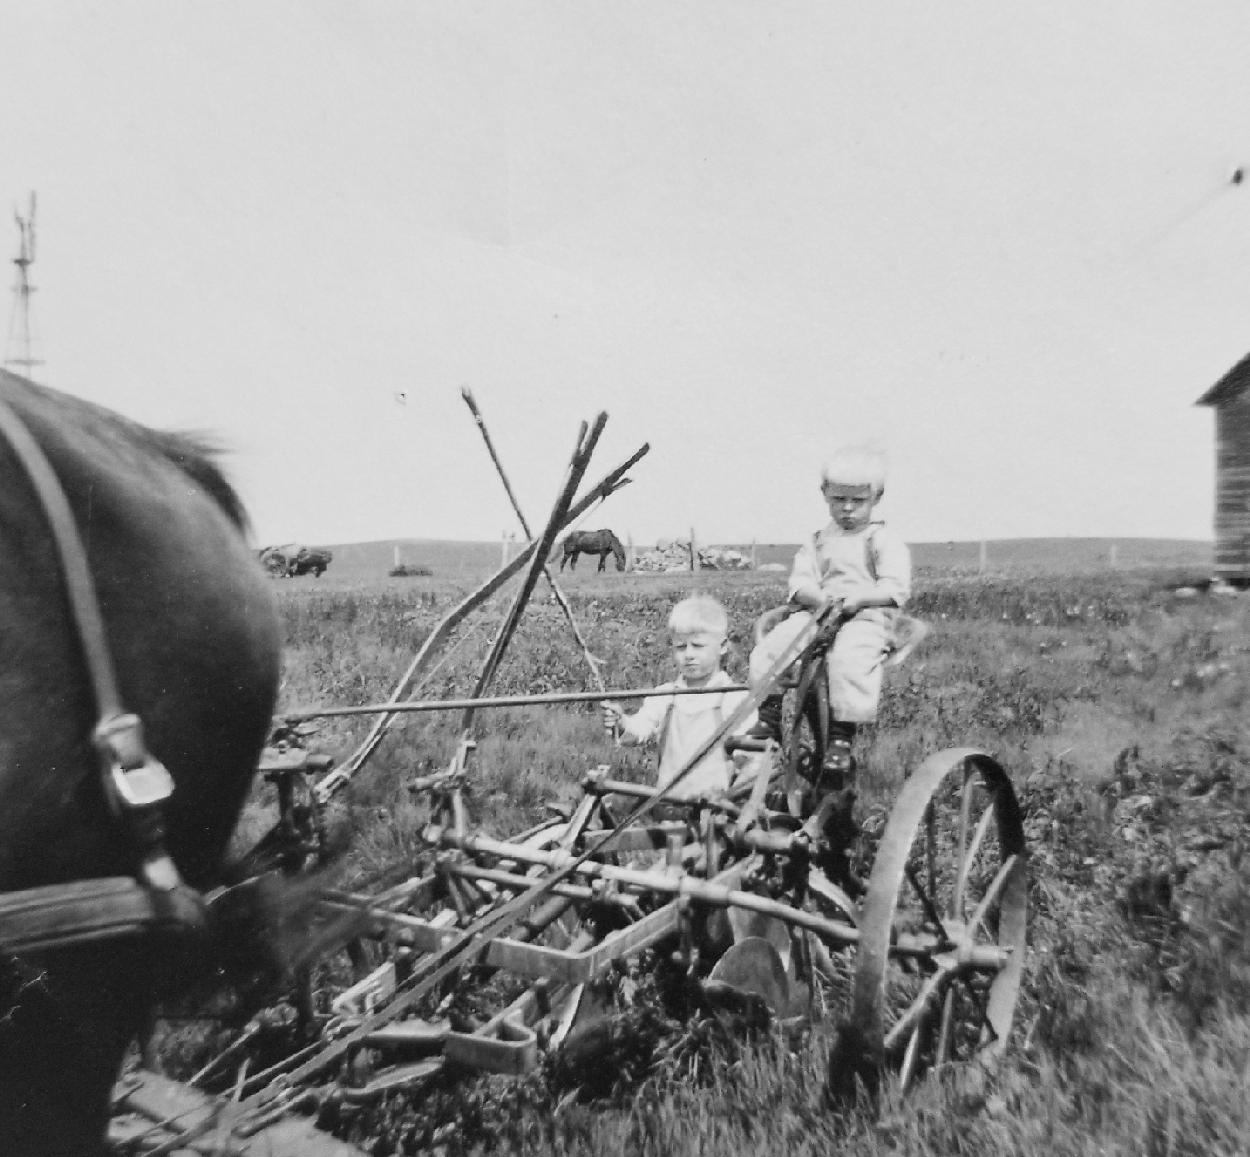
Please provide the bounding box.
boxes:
[461,386,609,692]
[461,412,606,731]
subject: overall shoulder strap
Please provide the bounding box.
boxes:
[655,696,677,763]
[864,523,882,581]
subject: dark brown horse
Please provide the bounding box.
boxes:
[0,370,282,1154]
[557,528,627,572]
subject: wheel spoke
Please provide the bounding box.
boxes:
[934,987,955,1068]
[949,775,977,919]
[955,804,996,915]
[883,959,956,1054]
[904,864,948,938]
[973,978,999,1050]
[899,1015,926,1093]
[967,854,1019,939]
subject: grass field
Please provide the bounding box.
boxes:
[202,553,1248,1155]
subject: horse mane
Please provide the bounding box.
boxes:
[144,428,250,532]
[0,371,250,533]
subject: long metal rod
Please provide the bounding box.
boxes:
[428,836,1008,966]
[462,386,608,692]
[444,860,859,944]
[285,682,748,722]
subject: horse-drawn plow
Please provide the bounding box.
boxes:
[109,399,1029,1155]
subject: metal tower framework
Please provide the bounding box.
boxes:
[5,193,42,380]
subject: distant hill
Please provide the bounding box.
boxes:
[910,537,1211,573]
[314,539,509,581]
[307,536,1212,581]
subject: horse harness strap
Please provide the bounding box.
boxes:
[0,876,204,957]
[0,395,198,952]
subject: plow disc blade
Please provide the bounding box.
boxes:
[703,936,805,1020]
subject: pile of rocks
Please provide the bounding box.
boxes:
[697,547,751,570]
[632,539,752,572]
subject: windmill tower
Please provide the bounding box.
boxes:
[4,193,42,381]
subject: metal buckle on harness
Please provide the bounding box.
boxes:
[94,713,182,891]
[95,713,174,811]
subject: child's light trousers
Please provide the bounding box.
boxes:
[748,608,893,723]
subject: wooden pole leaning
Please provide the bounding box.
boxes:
[460,387,609,694]
[459,411,605,733]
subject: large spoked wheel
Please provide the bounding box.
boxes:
[835,749,1028,1094]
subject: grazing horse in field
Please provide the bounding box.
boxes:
[558,528,627,572]
[0,370,282,1155]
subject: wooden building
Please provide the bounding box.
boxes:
[1197,352,1250,581]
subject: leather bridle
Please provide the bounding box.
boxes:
[0,393,207,955]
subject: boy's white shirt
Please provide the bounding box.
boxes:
[787,520,911,608]
[617,669,753,799]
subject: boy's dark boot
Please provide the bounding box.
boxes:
[745,695,784,744]
[817,722,864,894]
[819,722,857,791]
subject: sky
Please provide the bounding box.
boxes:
[5,1,1250,548]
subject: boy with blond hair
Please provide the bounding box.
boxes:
[747,445,911,783]
[602,593,755,800]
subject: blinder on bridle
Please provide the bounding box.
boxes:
[0,394,205,955]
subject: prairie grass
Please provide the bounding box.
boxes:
[209,562,1249,1155]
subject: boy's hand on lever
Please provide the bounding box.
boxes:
[601,701,623,738]
[817,593,847,617]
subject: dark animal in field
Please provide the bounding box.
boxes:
[258,544,331,577]
[0,369,281,1155]
[557,528,627,572]
[289,546,333,577]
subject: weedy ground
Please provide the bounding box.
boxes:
[206,565,1249,1156]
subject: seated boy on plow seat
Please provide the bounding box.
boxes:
[746,446,914,876]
